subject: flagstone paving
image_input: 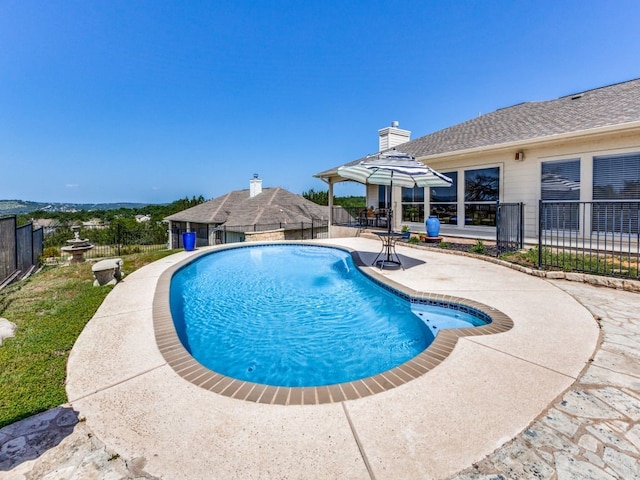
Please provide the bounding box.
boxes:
[450,280,640,480]
[1,248,639,479]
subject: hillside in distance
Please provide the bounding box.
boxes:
[0,199,154,215]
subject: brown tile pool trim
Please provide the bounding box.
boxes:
[153,242,514,405]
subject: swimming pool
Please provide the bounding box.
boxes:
[169,244,490,387]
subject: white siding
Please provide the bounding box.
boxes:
[424,128,640,241]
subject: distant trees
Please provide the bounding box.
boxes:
[302,189,365,208]
[335,195,366,208]
[35,195,207,249]
[22,195,207,225]
[302,188,328,205]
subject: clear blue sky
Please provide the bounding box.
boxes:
[1,0,639,204]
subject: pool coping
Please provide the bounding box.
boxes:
[152,241,514,405]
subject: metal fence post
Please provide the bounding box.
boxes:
[538,199,543,270]
[519,202,524,249]
[116,223,122,256]
[12,216,17,271]
[496,201,501,252]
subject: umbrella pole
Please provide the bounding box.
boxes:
[387,180,393,263]
[372,178,402,269]
[388,177,393,235]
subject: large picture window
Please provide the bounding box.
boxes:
[464,167,499,226]
[541,159,580,230]
[401,186,424,223]
[430,172,458,224]
[593,153,640,200]
[593,153,640,234]
[542,160,581,201]
[377,185,388,209]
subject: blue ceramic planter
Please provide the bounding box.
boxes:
[426,216,441,237]
[182,232,196,251]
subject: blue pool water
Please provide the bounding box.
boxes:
[170,244,487,387]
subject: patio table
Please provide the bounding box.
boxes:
[372,231,404,269]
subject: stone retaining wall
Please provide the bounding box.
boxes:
[244,229,286,242]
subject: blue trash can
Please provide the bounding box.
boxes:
[182,231,196,251]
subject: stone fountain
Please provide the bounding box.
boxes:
[61,226,94,263]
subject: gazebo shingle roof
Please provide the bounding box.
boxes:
[164,187,328,227]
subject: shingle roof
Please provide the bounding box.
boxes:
[315,78,640,177]
[164,187,329,226]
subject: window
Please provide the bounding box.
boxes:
[377,185,388,209]
[541,159,580,230]
[593,153,640,234]
[593,153,640,200]
[542,160,580,201]
[401,186,424,223]
[464,167,499,226]
[430,172,458,224]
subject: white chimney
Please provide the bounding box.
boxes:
[250,174,262,198]
[378,121,411,152]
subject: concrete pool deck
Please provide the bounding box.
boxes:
[6,236,640,478]
[61,237,601,479]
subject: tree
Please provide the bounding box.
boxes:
[302,189,328,206]
[302,189,365,208]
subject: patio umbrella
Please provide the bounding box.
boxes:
[338,150,452,268]
[337,149,453,234]
[338,150,452,190]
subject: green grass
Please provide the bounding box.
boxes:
[501,246,639,278]
[469,239,488,255]
[0,249,179,428]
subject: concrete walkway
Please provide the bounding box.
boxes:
[1,238,638,479]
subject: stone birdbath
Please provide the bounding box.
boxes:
[61,226,94,263]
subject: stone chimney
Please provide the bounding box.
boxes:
[249,174,262,198]
[378,121,411,152]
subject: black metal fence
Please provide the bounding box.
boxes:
[539,200,640,279]
[332,204,525,255]
[171,220,329,248]
[0,216,44,286]
[43,222,169,262]
[496,202,524,254]
[331,206,390,228]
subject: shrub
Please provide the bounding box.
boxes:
[41,246,60,258]
[469,239,488,255]
[407,236,420,244]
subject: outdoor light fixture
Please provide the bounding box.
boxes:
[515,151,525,161]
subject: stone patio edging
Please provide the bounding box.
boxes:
[153,241,514,405]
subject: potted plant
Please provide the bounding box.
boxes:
[401,225,410,239]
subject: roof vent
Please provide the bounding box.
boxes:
[571,94,583,100]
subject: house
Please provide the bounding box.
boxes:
[32,218,63,235]
[82,218,104,229]
[315,78,640,242]
[164,176,329,247]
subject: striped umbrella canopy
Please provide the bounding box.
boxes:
[337,150,452,234]
[337,150,453,188]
